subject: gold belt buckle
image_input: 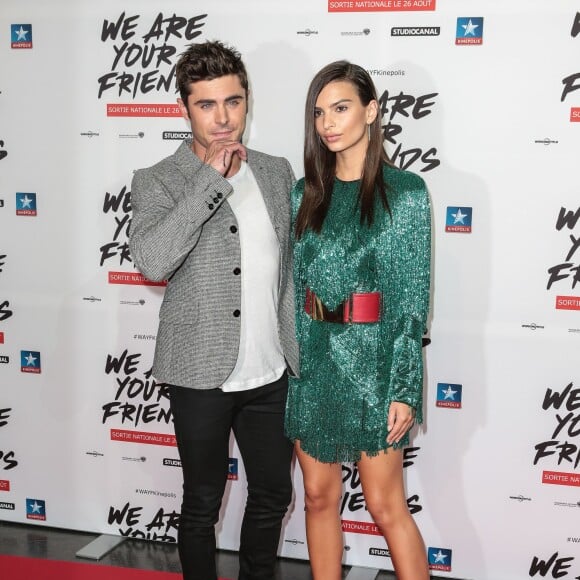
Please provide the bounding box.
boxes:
[310,292,325,321]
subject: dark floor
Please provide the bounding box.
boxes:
[0,520,395,579]
[0,520,460,579]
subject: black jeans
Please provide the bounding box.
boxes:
[169,373,293,580]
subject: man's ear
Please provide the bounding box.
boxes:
[177,97,190,120]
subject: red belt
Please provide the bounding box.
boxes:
[305,287,381,323]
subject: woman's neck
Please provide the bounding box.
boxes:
[335,155,363,181]
[334,142,367,181]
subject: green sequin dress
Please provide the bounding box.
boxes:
[285,164,431,463]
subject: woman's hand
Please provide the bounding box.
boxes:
[386,401,415,445]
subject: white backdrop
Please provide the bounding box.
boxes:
[1,1,580,578]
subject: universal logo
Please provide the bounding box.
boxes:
[80,131,100,138]
[86,451,104,458]
[284,538,305,545]
[297,29,319,36]
[554,500,580,508]
[122,456,147,462]
[521,323,545,330]
[163,131,192,140]
[391,27,440,37]
[163,458,181,467]
[534,138,558,146]
[0,502,15,511]
[120,299,146,306]
[119,132,145,139]
[341,29,371,36]
[83,296,102,303]
[509,495,532,502]
[0,356,9,364]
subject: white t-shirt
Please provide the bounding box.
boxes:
[221,162,286,392]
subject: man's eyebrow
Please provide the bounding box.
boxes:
[193,94,245,106]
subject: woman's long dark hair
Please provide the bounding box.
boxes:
[295,61,392,239]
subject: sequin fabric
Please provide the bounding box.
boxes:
[285,165,431,463]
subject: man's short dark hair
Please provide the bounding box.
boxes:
[176,40,249,104]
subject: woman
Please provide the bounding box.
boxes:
[285,61,431,580]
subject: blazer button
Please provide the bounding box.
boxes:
[233,267,241,275]
[233,309,241,317]
[230,225,238,233]
[217,192,223,199]
[208,204,214,210]
[213,197,219,203]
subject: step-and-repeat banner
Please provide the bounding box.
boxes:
[1,1,579,578]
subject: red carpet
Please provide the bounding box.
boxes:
[0,555,232,579]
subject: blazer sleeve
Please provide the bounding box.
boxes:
[387,175,431,423]
[129,161,232,282]
[291,180,306,345]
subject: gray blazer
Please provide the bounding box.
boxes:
[129,140,299,389]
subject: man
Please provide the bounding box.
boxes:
[129,41,298,580]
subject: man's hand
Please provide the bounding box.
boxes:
[203,140,247,176]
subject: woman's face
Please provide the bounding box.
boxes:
[314,80,377,157]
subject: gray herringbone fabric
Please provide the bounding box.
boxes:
[129,140,299,389]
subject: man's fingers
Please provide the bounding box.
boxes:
[205,141,247,175]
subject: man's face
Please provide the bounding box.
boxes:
[178,74,248,161]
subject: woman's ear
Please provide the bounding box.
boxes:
[366,99,378,124]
